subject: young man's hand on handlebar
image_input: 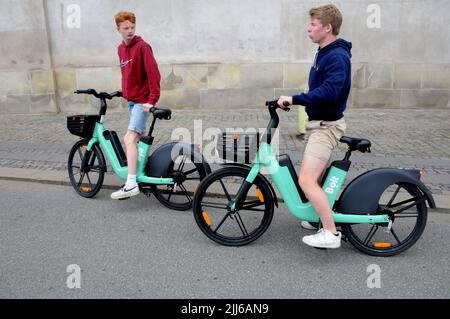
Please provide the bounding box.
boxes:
[277,96,293,109]
[142,103,154,113]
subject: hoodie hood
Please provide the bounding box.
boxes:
[313,38,352,70]
[319,38,352,57]
[122,35,143,48]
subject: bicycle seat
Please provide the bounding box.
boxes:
[152,108,172,120]
[340,136,371,153]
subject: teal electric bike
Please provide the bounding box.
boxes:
[193,101,436,256]
[67,89,211,210]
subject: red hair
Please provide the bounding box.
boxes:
[115,12,136,27]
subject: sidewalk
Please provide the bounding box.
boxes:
[0,108,449,209]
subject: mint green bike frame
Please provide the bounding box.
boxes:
[234,142,390,224]
[86,122,174,185]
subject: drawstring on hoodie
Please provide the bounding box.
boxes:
[313,49,319,70]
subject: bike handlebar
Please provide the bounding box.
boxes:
[74,89,122,117]
[74,89,122,100]
[262,100,291,144]
[265,100,291,112]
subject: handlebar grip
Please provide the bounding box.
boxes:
[283,101,291,112]
[266,100,278,107]
[110,91,122,98]
[74,89,96,95]
[265,100,290,111]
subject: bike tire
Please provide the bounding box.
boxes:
[68,139,105,198]
[341,182,427,257]
[193,167,274,246]
[151,154,207,211]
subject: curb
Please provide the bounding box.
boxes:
[0,167,122,190]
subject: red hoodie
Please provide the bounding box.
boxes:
[118,35,161,105]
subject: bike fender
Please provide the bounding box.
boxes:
[79,138,107,173]
[220,162,279,207]
[145,142,211,178]
[336,168,436,214]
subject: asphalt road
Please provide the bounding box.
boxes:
[1,180,449,299]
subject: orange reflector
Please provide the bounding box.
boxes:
[256,188,264,203]
[233,133,238,141]
[81,187,92,192]
[202,211,212,227]
[373,242,393,248]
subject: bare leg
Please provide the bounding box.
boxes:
[124,130,141,176]
[317,159,331,184]
[299,154,337,234]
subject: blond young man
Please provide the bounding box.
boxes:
[278,4,352,248]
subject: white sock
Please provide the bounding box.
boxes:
[126,174,137,188]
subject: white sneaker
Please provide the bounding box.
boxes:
[301,221,319,230]
[302,228,341,249]
[111,184,140,200]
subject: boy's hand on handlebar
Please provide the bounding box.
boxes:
[143,103,154,113]
[277,96,292,109]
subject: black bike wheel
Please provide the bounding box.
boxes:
[193,167,274,246]
[68,139,105,198]
[342,182,428,257]
[151,154,206,211]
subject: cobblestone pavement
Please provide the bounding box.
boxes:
[0,107,449,198]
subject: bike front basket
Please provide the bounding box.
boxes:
[67,115,100,138]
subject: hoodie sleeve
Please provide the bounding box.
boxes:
[292,55,349,107]
[141,44,161,105]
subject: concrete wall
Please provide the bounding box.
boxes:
[1,0,449,114]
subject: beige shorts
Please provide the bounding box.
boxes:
[304,118,347,163]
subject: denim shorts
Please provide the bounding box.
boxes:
[127,102,149,134]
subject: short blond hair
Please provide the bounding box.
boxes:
[309,4,343,35]
[115,12,136,27]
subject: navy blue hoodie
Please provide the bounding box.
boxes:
[292,39,352,121]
